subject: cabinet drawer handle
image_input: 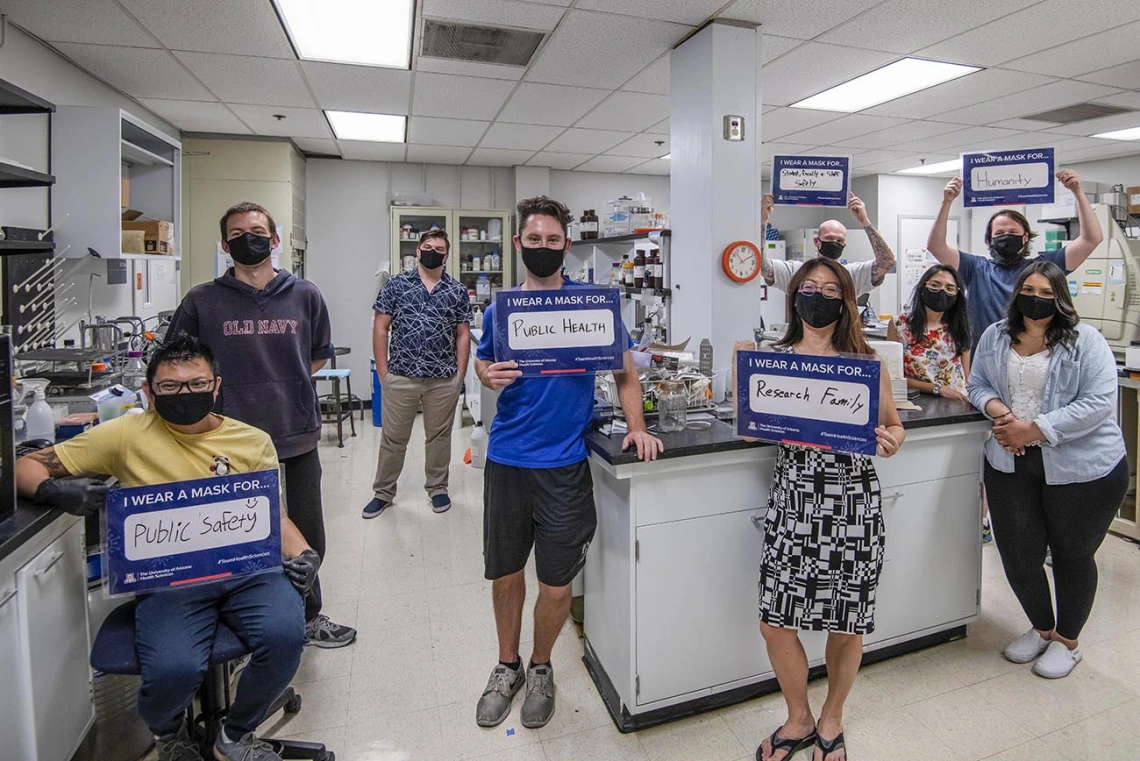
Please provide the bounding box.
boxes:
[33,550,64,577]
[0,587,15,606]
[884,492,904,502]
[751,515,763,528]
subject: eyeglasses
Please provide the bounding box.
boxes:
[925,282,959,295]
[152,378,216,395]
[799,282,843,300]
[419,245,447,254]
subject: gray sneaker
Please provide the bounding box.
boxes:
[213,726,282,761]
[156,723,200,761]
[475,662,525,727]
[305,613,357,648]
[521,663,556,728]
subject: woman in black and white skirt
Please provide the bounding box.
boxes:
[756,258,905,761]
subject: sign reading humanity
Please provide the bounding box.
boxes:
[735,350,881,456]
[962,148,1055,207]
[494,287,625,376]
[105,470,282,595]
[771,155,851,207]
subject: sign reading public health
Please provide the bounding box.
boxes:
[962,148,1055,208]
[771,155,851,207]
[105,470,282,595]
[736,350,881,456]
[494,287,625,376]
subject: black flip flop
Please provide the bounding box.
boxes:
[816,732,846,761]
[756,727,819,761]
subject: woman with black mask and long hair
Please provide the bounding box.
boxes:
[968,261,1126,680]
[755,258,904,761]
[888,264,972,401]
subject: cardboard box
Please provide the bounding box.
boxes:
[1128,186,1140,215]
[121,229,146,254]
[121,219,172,255]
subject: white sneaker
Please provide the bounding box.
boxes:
[1003,628,1050,664]
[1033,640,1082,679]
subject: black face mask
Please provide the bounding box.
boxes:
[153,392,216,427]
[795,291,844,329]
[920,288,957,313]
[989,234,1026,267]
[1017,294,1057,321]
[521,246,565,278]
[818,240,845,260]
[418,249,446,270]
[227,232,273,266]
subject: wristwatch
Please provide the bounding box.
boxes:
[933,383,942,397]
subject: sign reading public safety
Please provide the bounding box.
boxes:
[494,287,625,376]
[105,470,282,595]
[962,148,1055,207]
[735,350,881,456]
[771,155,851,208]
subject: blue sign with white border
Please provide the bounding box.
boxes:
[105,470,282,595]
[771,155,851,207]
[735,350,881,456]
[962,148,1055,207]
[494,287,625,376]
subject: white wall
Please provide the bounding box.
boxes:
[1068,154,1140,188]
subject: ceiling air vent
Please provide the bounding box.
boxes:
[421,19,545,67]
[1023,102,1134,125]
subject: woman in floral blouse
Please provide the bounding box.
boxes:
[888,264,972,400]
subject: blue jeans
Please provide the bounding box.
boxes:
[134,570,305,736]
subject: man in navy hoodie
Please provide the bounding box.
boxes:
[167,201,356,648]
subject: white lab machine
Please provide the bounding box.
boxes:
[1066,204,1140,361]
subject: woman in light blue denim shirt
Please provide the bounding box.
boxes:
[968,261,1126,680]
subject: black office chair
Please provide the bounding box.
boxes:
[90,600,335,760]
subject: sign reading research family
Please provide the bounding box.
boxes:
[494,287,624,376]
[735,350,880,456]
[771,155,851,207]
[962,148,1055,207]
[105,470,282,595]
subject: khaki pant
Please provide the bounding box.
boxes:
[372,373,463,501]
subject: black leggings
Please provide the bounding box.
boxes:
[282,447,326,622]
[983,448,1127,640]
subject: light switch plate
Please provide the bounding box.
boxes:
[723,115,745,141]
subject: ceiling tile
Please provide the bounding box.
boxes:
[722,0,884,40]
[760,43,896,107]
[762,108,843,140]
[988,118,1059,131]
[1093,92,1140,111]
[301,62,412,113]
[1002,20,1140,78]
[292,138,340,156]
[337,141,408,162]
[781,114,909,145]
[1076,59,1140,90]
[862,69,1053,120]
[1049,136,1125,152]
[845,149,912,167]
[647,118,670,135]
[479,123,564,150]
[174,52,315,107]
[627,157,670,175]
[890,126,1021,153]
[931,80,1123,126]
[833,120,968,150]
[916,0,1140,67]
[411,73,516,120]
[228,105,333,139]
[405,145,474,164]
[137,99,252,134]
[816,0,1039,55]
[575,155,647,173]
[52,43,215,100]
[762,35,805,64]
[606,134,672,158]
[466,148,535,166]
[865,153,956,173]
[575,0,720,25]
[1058,143,1140,163]
[117,0,295,58]
[761,142,815,163]
[525,10,688,88]
[544,128,635,153]
[621,56,669,96]
[497,83,611,127]
[576,92,670,132]
[423,0,567,31]
[526,152,593,169]
[408,116,490,147]
[414,58,525,81]
[1041,110,1140,137]
[1,0,158,47]
[960,131,1062,153]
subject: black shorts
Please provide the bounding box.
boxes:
[483,459,597,587]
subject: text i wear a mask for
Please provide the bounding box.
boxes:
[818,240,845,260]
[521,246,565,278]
[920,287,957,313]
[989,234,1026,267]
[1017,294,1057,321]
[418,248,446,270]
[227,232,273,266]
[153,391,215,426]
[795,291,844,329]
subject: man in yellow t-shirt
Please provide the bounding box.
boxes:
[16,336,318,761]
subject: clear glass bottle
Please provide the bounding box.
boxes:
[123,350,148,410]
[657,380,687,433]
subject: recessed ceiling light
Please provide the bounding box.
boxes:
[273,0,413,69]
[898,159,960,175]
[791,58,980,113]
[1092,126,1140,141]
[326,111,406,143]
[661,153,671,160]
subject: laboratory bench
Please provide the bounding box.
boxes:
[581,397,989,731]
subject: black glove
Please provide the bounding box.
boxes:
[283,549,321,596]
[34,477,110,517]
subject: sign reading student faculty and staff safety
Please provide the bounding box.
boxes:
[962,148,1055,208]
[771,155,852,208]
[105,470,282,595]
[495,287,624,376]
[736,350,880,456]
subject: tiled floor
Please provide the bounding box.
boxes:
[202,418,1140,760]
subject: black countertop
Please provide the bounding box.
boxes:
[0,498,64,564]
[586,396,986,466]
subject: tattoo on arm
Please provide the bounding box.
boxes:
[30,448,70,478]
[866,225,896,286]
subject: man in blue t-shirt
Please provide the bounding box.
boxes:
[472,195,662,730]
[927,169,1103,349]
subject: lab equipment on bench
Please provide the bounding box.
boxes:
[1065,204,1140,360]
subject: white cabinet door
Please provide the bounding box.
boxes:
[17,522,93,761]
[0,580,35,759]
